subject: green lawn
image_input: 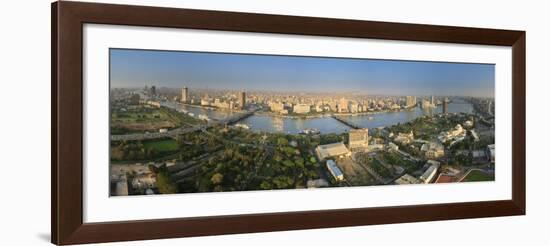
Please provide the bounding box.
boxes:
[462,170,494,182]
[143,139,179,153]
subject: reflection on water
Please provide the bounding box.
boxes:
[272,117,284,132]
[239,115,353,134]
[341,101,472,130]
[163,100,473,134]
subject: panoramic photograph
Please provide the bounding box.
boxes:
[109,48,495,196]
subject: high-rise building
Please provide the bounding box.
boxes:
[430,95,435,106]
[338,98,349,113]
[150,85,156,96]
[442,98,449,114]
[348,128,369,151]
[239,91,246,109]
[406,96,417,108]
[181,87,189,103]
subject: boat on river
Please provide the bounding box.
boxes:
[299,128,320,135]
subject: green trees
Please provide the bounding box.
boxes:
[210,173,223,185]
[260,181,272,190]
[154,167,178,194]
[277,137,289,146]
[320,133,343,145]
[272,176,294,189]
[111,141,145,161]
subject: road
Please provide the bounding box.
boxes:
[110,125,202,141]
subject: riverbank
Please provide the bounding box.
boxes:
[254,107,418,119]
[173,102,246,113]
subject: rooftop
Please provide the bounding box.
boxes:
[316,142,350,160]
[435,174,455,183]
[394,174,421,185]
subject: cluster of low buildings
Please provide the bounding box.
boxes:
[265,95,438,115]
[421,142,445,159]
[181,86,246,110]
[394,160,440,185]
[110,163,159,196]
[438,124,466,143]
[313,128,370,181]
[393,131,414,144]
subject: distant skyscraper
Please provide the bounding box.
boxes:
[181,87,189,103]
[430,95,435,106]
[338,98,349,113]
[406,96,417,108]
[442,98,449,114]
[239,91,246,109]
[150,85,156,96]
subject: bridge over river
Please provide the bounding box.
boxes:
[331,115,361,129]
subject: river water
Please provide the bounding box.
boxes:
[163,100,473,135]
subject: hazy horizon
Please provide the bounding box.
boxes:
[110,48,495,98]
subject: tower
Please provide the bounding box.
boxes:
[406,96,417,108]
[181,87,188,103]
[442,98,449,114]
[239,91,246,109]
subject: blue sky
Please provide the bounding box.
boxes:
[110,48,495,97]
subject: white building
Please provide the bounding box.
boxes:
[419,160,440,184]
[394,131,414,144]
[326,160,344,181]
[315,142,351,160]
[293,103,311,114]
[438,124,466,143]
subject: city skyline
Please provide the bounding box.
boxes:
[111,48,495,97]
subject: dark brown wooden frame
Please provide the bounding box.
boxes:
[52,1,525,245]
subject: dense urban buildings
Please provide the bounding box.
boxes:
[109,48,495,196]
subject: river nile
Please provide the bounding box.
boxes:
[163,100,473,135]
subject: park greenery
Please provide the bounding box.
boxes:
[462,170,494,182]
[171,127,323,193]
[110,105,203,134]
[110,138,179,162]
